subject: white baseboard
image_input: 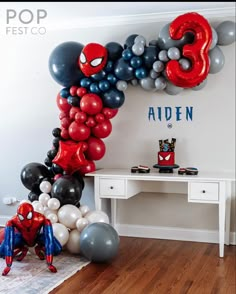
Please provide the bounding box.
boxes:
[116,224,236,245]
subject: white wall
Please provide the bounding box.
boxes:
[0,4,235,236]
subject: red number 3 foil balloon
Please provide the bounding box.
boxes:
[166,12,212,88]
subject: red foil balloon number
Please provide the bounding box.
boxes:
[166,12,212,88]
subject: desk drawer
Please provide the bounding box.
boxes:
[188,182,219,202]
[99,179,126,197]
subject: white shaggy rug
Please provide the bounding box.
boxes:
[0,251,90,294]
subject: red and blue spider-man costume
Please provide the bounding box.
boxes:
[0,202,62,276]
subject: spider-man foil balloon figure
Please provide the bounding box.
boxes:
[0,202,62,276]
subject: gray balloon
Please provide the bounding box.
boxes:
[140,77,156,92]
[164,81,183,95]
[149,69,160,79]
[179,58,191,70]
[131,78,138,86]
[192,79,208,91]
[210,27,218,50]
[80,222,120,263]
[158,50,169,62]
[153,60,165,73]
[216,21,236,46]
[158,23,194,50]
[149,39,159,47]
[132,42,145,56]
[134,35,146,46]
[116,80,128,92]
[167,47,181,60]
[155,76,167,90]
[209,46,225,74]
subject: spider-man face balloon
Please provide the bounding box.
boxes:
[17,203,34,228]
[78,43,108,77]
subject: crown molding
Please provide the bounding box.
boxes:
[47,7,235,31]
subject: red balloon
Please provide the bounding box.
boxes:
[166,12,212,88]
[78,160,96,176]
[80,93,103,115]
[61,117,71,129]
[95,113,105,123]
[75,111,87,123]
[69,121,91,141]
[59,111,68,120]
[60,128,70,140]
[92,120,112,138]
[77,87,87,97]
[85,137,106,161]
[70,86,78,96]
[56,92,71,113]
[85,116,97,128]
[102,107,118,119]
[69,106,80,119]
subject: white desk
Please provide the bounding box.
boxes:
[86,168,235,257]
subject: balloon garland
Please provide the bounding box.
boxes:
[21,12,235,205]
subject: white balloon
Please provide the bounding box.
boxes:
[58,204,82,229]
[39,181,52,193]
[76,217,89,232]
[46,213,58,224]
[44,207,56,217]
[79,205,90,217]
[85,210,109,224]
[47,198,61,210]
[32,202,44,214]
[38,193,50,206]
[66,229,80,254]
[52,223,69,247]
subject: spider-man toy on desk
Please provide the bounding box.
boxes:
[0,202,62,276]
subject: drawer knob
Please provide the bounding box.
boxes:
[202,190,206,193]
[110,186,114,189]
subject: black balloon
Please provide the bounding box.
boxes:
[72,171,85,191]
[28,191,39,202]
[47,149,58,160]
[102,88,125,109]
[52,163,64,175]
[52,128,61,138]
[114,58,134,81]
[21,162,51,191]
[105,42,123,61]
[51,175,83,207]
[142,46,160,69]
[48,41,84,87]
[124,34,139,49]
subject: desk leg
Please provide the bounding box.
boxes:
[219,181,226,258]
[94,177,102,211]
[111,199,117,228]
[225,182,232,246]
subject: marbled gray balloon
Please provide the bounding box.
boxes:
[149,69,160,79]
[192,79,208,91]
[158,23,194,50]
[149,39,159,47]
[209,46,225,74]
[167,47,181,60]
[116,80,128,92]
[210,27,218,50]
[164,81,183,95]
[80,223,120,263]
[153,60,165,73]
[155,76,167,90]
[131,78,138,86]
[132,42,145,56]
[179,58,191,70]
[216,21,236,46]
[134,35,146,46]
[158,50,169,62]
[140,77,156,91]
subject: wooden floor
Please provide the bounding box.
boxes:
[50,236,236,294]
